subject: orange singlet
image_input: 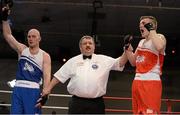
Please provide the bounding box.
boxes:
[132,39,164,114]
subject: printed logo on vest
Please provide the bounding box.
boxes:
[23,62,34,72]
[136,55,145,63]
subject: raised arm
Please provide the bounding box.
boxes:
[119,51,128,67]
[144,23,166,53]
[125,45,137,67]
[149,31,166,53]
[2,7,26,55]
[123,35,136,66]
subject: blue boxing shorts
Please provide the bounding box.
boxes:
[10,80,41,114]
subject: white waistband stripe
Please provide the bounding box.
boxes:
[15,80,40,89]
[135,72,160,81]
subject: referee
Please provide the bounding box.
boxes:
[43,35,128,114]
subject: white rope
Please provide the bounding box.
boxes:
[0,89,71,109]
[0,103,11,107]
[0,103,68,110]
[0,90,72,97]
[42,106,68,110]
[50,94,72,97]
[0,90,12,94]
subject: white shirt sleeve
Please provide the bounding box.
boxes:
[111,57,124,71]
[54,59,73,83]
[100,55,124,71]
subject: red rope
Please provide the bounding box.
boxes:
[105,108,132,112]
[103,96,131,100]
[103,96,180,113]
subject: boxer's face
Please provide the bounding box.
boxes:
[27,29,41,48]
[139,18,152,38]
[80,37,95,56]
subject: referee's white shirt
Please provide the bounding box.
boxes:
[54,54,124,98]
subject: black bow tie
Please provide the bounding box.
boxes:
[83,55,92,60]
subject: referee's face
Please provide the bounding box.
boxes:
[80,38,95,56]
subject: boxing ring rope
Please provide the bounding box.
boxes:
[0,90,180,114]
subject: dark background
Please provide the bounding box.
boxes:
[0,0,180,114]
